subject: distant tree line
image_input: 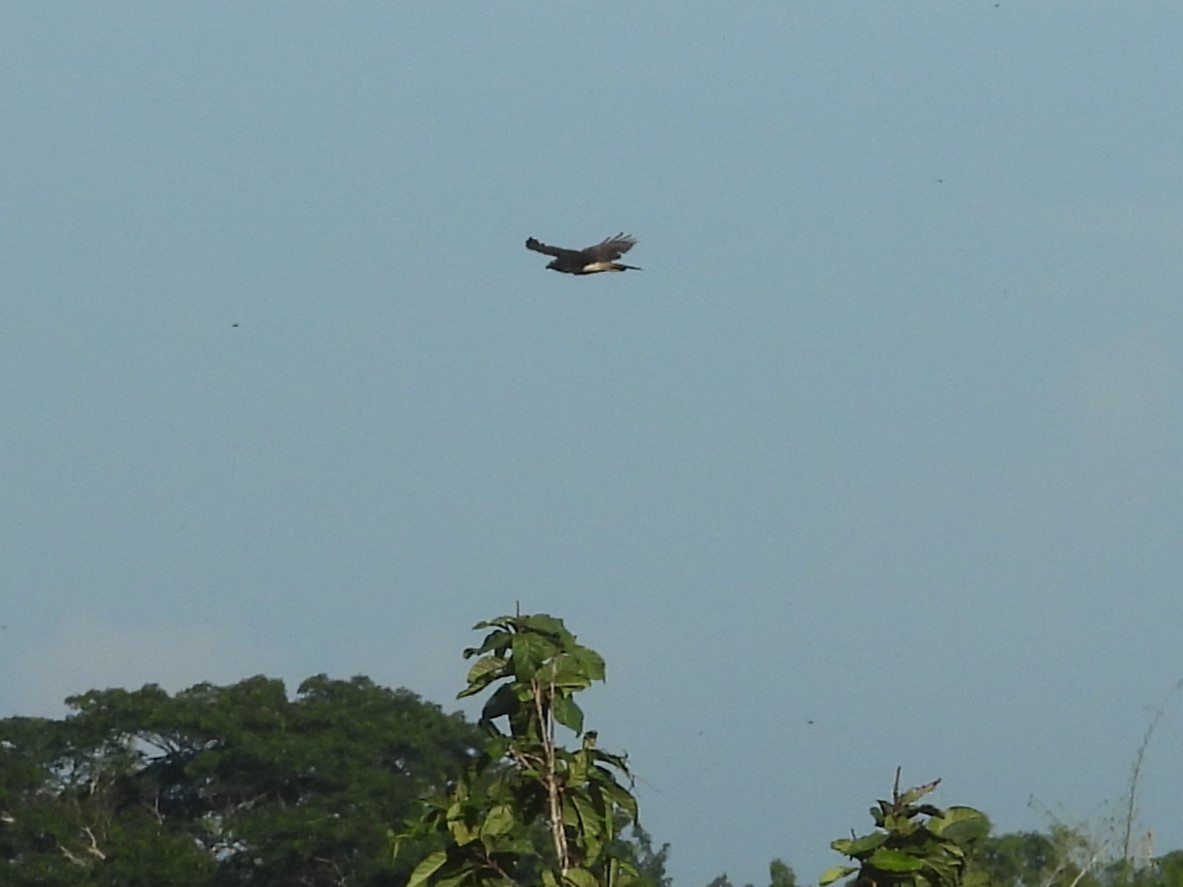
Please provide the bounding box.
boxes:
[1,614,1179,887]
[0,675,484,885]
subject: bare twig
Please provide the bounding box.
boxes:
[1064,848,1102,887]
[58,827,107,866]
[83,827,106,859]
[1121,678,1183,862]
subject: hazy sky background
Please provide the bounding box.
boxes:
[3,4,1182,885]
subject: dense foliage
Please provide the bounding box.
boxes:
[396,613,651,887]
[0,674,483,885]
[0,614,1177,887]
[820,772,989,887]
[971,832,1183,887]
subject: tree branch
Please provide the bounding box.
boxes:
[535,677,569,874]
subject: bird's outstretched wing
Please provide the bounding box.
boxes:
[526,237,576,259]
[582,233,637,262]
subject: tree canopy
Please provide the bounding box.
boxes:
[0,674,483,886]
[1,620,1179,887]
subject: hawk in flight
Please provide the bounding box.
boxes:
[525,233,642,275]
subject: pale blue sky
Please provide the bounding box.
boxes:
[3,4,1182,885]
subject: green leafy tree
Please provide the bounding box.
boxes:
[974,831,1059,887]
[702,859,797,887]
[972,829,1106,887]
[616,823,672,887]
[1152,851,1183,887]
[970,827,1183,887]
[397,613,648,887]
[0,674,483,885]
[770,859,799,887]
[821,771,989,887]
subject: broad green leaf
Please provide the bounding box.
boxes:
[898,779,940,807]
[937,843,966,862]
[480,684,519,723]
[596,774,639,822]
[819,865,857,885]
[464,627,512,658]
[569,749,589,785]
[522,613,568,637]
[520,628,558,655]
[924,855,958,884]
[867,849,926,872]
[844,831,888,856]
[591,748,629,772]
[480,804,515,838]
[564,866,600,887]
[471,616,517,634]
[570,647,606,682]
[447,817,476,845]
[560,793,582,827]
[570,790,603,833]
[553,694,585,734]
[460,656,509,697]
[569,793,605,861]
[928,806,989,844]
[407,850,448,887]
[539,659,594,691]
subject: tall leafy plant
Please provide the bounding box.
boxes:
[821,771,989,887]
[397,613,645,887]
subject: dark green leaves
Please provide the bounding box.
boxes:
[408,851,449,887]
[821,866,859,886]
[0,675,484,885]
[823,771,989,887]
[399,612,643,887]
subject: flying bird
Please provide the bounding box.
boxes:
[525,233,642,275]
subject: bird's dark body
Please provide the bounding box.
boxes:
[525,233,642,274]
